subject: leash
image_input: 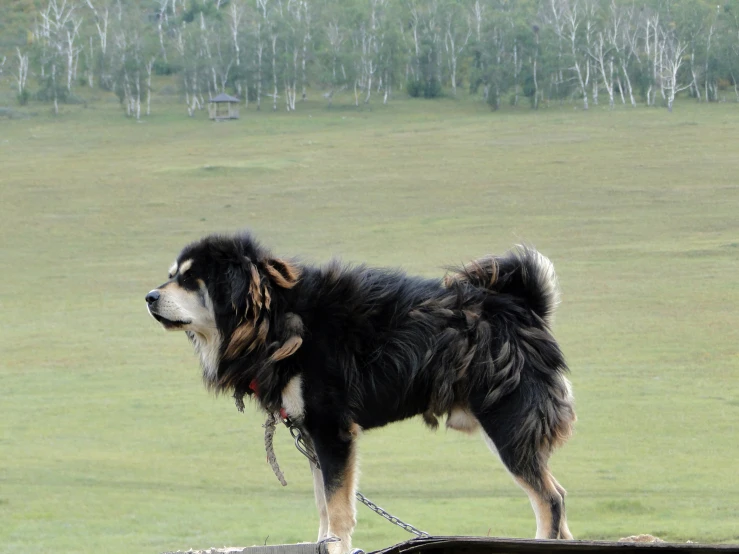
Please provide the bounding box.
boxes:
[260,407,430,538]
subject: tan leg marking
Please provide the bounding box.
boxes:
[514,476,554,539]
[325,447,357,554]
[559,516,574,540]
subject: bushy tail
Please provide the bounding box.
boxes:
[446,246,574,456]
[445,245,560,327]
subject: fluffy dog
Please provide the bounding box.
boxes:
[146,232,576,552]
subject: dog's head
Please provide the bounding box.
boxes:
[146,233,301,384]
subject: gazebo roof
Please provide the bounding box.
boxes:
[210,93,240,103]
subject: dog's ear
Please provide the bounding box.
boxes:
[227,262,250,314]
[260,258,300,289]
[227,257,299,318]
[225,258,264,317]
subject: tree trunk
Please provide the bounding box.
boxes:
[146,58,154,116]
[88,36,94,87]
[513,41,519,106]
[532,30,539,109]
[591,72,598,105]
[364,70,372,104]
[52,63,59,115]
[301,32,308,100]
[383,70,389,104]
[135,70,141,120]
[271,34,278,111]
[256,37,263,111]
[621,60,635,107]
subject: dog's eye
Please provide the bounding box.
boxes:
[179,273,193,286]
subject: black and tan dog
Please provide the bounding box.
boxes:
[146,232,576,552]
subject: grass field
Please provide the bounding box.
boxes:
[1,94,738,553]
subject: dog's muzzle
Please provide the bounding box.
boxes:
[146,289,190,328]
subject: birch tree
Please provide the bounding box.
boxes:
[12,0,739,113]
[661,33,690,112]
[16,48,30,104]
[444,1,472,97]
[642,9,661,106]
[36,0,84,113]
[83,0,110,87]
[589,30,615,108]
[407,0,443,97]
[375,2,403,104]
[255,0,281,111]
[324,18,346,101]
[299,0,311,100]
[472,1,513,109]
[255,18,265,110]
[42,0,84,92]
[173,16,207,115]
[110,10,156,120]
[227,0,246,97]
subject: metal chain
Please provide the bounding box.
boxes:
[354,492,430,538]
[284,419,430,538]
[289,424,319,467]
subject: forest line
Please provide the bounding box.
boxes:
[4,0,739,116]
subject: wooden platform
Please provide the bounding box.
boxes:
[373,536,739,554]
[163,537,739,554]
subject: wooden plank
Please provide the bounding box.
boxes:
[371,537,739,554]
[161,537,739,554]
[163,542,332,554]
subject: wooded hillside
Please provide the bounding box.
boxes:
[2,0,739,116]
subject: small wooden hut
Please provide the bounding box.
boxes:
[208,93,240,120]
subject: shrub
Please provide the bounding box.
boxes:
[424,77,442,98]
[17,89,30,106]
[407,78,443,99]
[154,59,182,76]
[406,79,423,98]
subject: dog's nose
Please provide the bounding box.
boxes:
[145,290,160,304]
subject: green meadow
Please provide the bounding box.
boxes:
[1,96,738,553]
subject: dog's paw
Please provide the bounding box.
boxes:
[319,536,343,554]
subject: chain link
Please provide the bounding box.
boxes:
[354,492,430,538]
[289,423,320,466]
[285,419,430,538]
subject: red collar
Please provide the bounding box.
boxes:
[250,379,288,420]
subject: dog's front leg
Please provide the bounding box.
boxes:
[311,429,358,554]
[299,431,329,541]
[310,460,329,541]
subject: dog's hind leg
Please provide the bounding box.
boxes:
[470,379,572,541]
[479,429,566,539]
[549,473,573,539]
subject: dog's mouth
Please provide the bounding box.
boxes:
[150,310,191,329]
